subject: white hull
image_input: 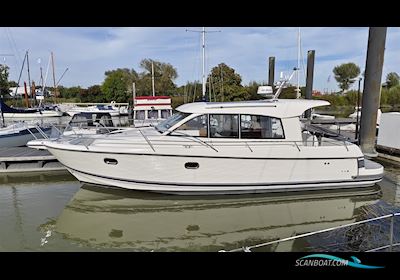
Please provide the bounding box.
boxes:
[0,129,50,148]
[46,144,383,195]
[2,111,63,118]
[67,167,382,195]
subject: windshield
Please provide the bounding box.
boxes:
[155,112,190,133]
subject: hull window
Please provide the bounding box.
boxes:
[104,158,118,165]
[185,162,199,169]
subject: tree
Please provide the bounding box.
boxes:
[386,72,400,89]
[0,64,10,96]
[138,59,178,96]
[207,63,250,102]
[333,63,360,92]
[102,68,138,102]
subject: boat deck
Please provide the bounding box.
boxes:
[0,147,65,173]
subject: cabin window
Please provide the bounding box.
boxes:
[240,115,284,139]
[155,112,190,133]
[209,114,239,138]
[135,110,145,120]
[148,109,158,119]
[161,109,171,119]
[174,115,208,137]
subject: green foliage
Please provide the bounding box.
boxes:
[333,63,361,92]
[137,59,177,96]
[101,69,134,102]
[171,96,185,108]
[386,72,400,89]
[8,80,18,87]
[207,63,250,102]
[0,64,10,96]
[59,86,83,100]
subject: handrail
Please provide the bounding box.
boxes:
[171,131,219,152]
[61,134,355,150]
[138,129,155,152]
[221,212,400,252]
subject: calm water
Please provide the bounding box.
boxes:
[1,158,400,252]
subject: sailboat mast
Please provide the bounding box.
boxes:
[296,27,301,98]
[26,51,31,91]
[51,51,57,103]
[202,27,206,99]
[151,61,155,97]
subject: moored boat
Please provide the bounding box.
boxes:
[44,98,384,195]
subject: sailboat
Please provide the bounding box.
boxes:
[0,98,63,118]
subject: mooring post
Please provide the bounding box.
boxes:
[268,57,275,87]
[304,50,315,119]
[359,27,387,157]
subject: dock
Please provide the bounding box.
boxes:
[0,147,65,173]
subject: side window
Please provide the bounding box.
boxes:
[135,110,145,120]
[240,115,284,139]
[161,109,171,119]
[148,109,158,119]
[209,114,239,138]
[174,115,208,137]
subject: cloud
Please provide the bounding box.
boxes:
[1,27,398,93]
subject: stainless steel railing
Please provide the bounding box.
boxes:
[220,212,400,252]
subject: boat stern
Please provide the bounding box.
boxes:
[355,158,384,183]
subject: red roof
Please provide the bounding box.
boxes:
[133,96,171,100]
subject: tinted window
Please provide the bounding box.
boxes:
[161,109,171,119]
[240,115,284,139]
[174,115,208,137]
[155,112,190,133]
[148,110,158,119]
[135,110,145,120]
[209,114,239,138]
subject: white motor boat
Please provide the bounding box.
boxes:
[27,112,132,150]
[0,122,51,148]
[44,98,384,195]
[66,104,120,117]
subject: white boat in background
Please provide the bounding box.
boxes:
[349,107,382,126]
[27,112,133,150]
[44,98,384,195]
[311,113,335,120]
[66,104,120,117]
[0,99,63,118]
[0,122,51,148]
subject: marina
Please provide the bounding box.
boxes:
[1,26,400,254]
[0,161,399,252]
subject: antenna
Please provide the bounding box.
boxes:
[186,27,221,100]
[273,67,299,100]
[151,61,155,97]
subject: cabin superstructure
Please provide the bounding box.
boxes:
[133,96,173,120]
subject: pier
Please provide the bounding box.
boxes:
[0,147,65,173]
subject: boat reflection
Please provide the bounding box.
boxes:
[0,170,77,184]
[53,184,382,251]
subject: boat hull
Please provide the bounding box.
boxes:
[0,127,51,148]
[2,111,63,118]
[46,146,384,195]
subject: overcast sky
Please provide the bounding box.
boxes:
[1,27,399,92]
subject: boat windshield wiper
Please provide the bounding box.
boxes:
[170,130,218,152]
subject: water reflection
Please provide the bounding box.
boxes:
[52,185,382,252]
